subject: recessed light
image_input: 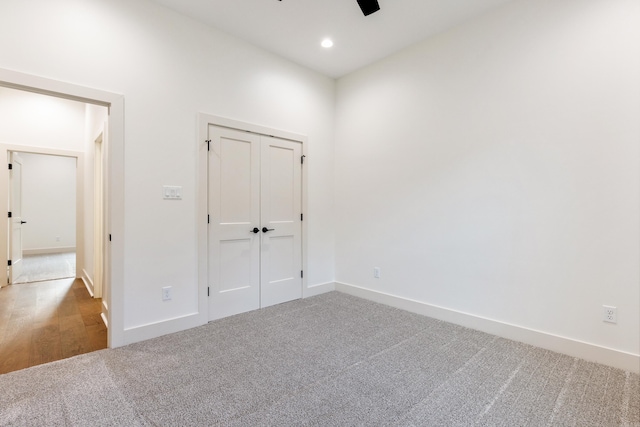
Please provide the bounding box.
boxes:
[321,39,334,48]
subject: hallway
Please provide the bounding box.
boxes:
[0,278,106,375]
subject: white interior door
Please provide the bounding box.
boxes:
[208,126,261,320]
[260,136,302,308]
[9,152,24,283]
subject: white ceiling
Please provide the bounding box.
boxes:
[151,0,514,78]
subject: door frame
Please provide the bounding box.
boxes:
[197,113,308,323]
[0,68,125,348]
[93,129,104,299]
[4,149,83,285]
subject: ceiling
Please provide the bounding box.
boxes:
[151,0,515,78]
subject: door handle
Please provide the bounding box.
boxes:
[250,227,260,234]
[262,227,274,233]
[20,221,27,224]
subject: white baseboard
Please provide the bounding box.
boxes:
[122,283,335,346]
[23,246,76,255]
[81,269,94,297]
[101,312,109,328]
[335,282,639,373]
[123,313,204,345]
[303,281,335,298]
[101,300,109,329]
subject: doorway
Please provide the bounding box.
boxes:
[0,77,116,371]
[9,152,77,285]
[200,116,307,322]
[0,67,124,348]
[0,146,102,374]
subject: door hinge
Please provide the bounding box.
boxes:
[206,139,211,151]
[301,213,303,221]
[7,212,11,218]
[109,234,112,242]
[207,214,210,224]
[301,155,305,164]
[7,260,11,266]
[207,287,210,297]
[8,163,12,170]
[301,270,303,278]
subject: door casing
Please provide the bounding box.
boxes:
[94,131,104,299]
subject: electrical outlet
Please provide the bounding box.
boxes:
[162,286,172,301]
[374,267,381,279]
[56,236,61,242]
[602,305,617,324]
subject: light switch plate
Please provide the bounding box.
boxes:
[163,185,182,200]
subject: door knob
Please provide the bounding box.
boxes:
[262,227,274,233]
[250,227,259,234]
[20,221,27,224]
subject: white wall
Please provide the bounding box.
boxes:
[20,153,76,253]
[0,0,335,339]
[0,87,86,151]
[335,0,639,366]
[4,0,634,371]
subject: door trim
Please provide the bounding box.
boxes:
[93,129,104,299]
[0,68,125,348]
[197,113,308,323]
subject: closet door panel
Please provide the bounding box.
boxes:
[260,136,302,308]
[208,125,260,320]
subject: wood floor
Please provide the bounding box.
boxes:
[0,278,107,375]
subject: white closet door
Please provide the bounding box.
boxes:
[260,136,302,308]
[208,126,260,320]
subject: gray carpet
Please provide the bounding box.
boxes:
[13,252,76,284]
[0,292,638,426]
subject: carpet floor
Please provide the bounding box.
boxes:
[13,252,76,284]
[0,292,638,426]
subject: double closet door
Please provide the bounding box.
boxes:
[208,125,302,321]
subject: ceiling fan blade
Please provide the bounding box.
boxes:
[357,0,380,16]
